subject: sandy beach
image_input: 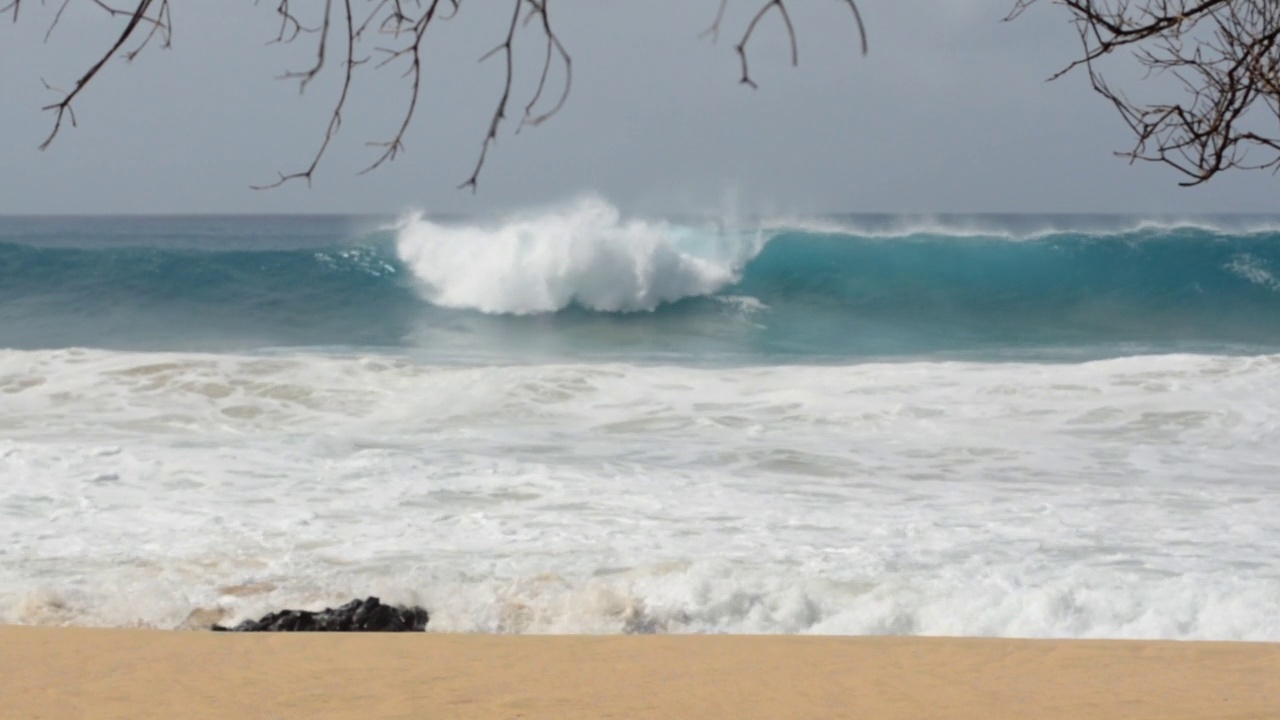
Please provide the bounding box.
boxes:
[2,628,1277,719]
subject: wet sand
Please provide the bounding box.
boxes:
[3,627,1277,719]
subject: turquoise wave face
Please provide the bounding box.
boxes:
[730,228,1280,357]
[1,215,1278,361]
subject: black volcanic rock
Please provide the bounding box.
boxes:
[212,596,428,632]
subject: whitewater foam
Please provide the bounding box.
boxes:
[5,211,1280,358]
[3,348,1279,637]
[394,196,765,314]
[1226,253,1280,292]
[4,211,1280,638]
[764,213,1280,242]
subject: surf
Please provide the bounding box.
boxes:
[4,347,1280,637]
[2,206,1279,359]
[394,196,766,314]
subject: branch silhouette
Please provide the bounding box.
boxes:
[14,0,867,190]
[1010,0,1280,186]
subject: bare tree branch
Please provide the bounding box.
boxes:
[44,0,71,43]
[279,0,332,93]
[123,0,171,61]
[358,0,449,175]
[15,0,867,190]
[458,0,523,192]
[1011,0,1280,185]
[264,0,317,45]
[253,0,359,189]
[840,0,869,59]
[700,0,729,42]
[38,0,171,150]
[736,1,798,89]
[518,0,572,130]
[724,1,867,89]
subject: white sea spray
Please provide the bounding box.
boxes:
[394,196,766,313]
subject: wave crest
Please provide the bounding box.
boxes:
[394,197,764,314]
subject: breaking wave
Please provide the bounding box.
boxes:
[2,201,1279,358]
[394,197,765,313]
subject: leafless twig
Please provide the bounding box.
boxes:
[1010,0,1280,185]
[44,0,71,43]
[253,0,360,189]
[359,0,451,175]
[458,1,523,192]
[709,0,867,89]
[518,0,572,130]
[38,0,171,150]
[262,0,570,191]
[700,0,729,42]
[16,0,867,190]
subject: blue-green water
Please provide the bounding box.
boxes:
[3,207,1278,360]
[2,202,1279,636]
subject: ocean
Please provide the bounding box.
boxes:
[2,197,1279,638]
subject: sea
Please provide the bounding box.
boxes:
[2,196,1278,638]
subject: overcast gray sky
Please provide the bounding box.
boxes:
[1,1,1275,215]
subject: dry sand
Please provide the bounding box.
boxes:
[2,627,1278,719]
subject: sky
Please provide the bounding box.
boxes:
[1,1,1276,215]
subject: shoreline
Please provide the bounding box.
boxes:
[3,627,1277,719]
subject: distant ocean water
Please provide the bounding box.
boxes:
[2,197,1279,638]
